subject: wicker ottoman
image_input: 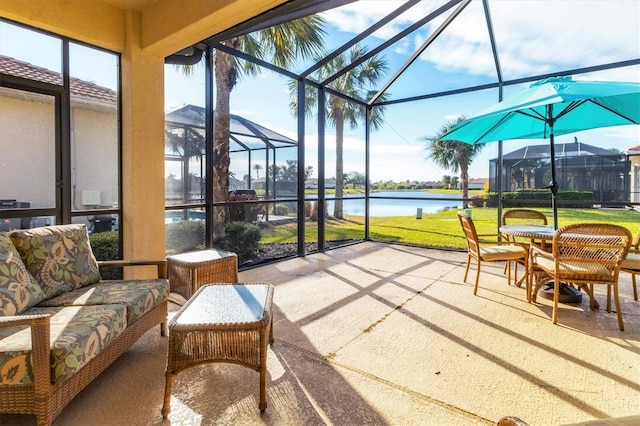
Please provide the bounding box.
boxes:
[166,249,238,301]
[161,283,274,417]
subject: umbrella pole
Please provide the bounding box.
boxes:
[544,128,581,302]
[549,131,559,229]
[546,103,559,229]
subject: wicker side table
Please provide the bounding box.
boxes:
[161,283,274,417]
[166,249,238,301]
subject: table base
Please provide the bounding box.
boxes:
[539,283,583,304]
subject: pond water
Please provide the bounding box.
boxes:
[325,191,462,217]
[165,191,464,223]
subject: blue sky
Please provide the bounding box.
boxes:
[165,0,640,183]
[2,1,639,184]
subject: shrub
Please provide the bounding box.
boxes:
[274,203,290,216]
[165,220,206,253]
[469,195,485,207]
[223,221,261,256]
[484,190,593,208]
[89,231,122,280]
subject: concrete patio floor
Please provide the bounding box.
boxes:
[234,242,640,425]
[5,242,639,425]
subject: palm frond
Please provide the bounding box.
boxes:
[423,116,484,174]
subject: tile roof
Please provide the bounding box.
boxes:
[0,55,116,104]
[469,178,488,183]
[496,142,618,161]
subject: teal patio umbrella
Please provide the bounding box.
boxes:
[438,76,640,228]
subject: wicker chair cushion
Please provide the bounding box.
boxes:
[532,250,612,280]
[38,279,169,325]
[0,233,46,316]
[0,304,126,384]
[621,252,640,270]
[479,245,526,261]
[8,224,101,300]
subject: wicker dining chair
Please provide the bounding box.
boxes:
[501,209,548,245]
[620,231,640,301]
[458,211,528,296]
[501,209,549,286]
[528,223,632,330]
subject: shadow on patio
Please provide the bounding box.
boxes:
[8,242,638,426]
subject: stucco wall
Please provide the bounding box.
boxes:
[0,0,285,267]
[0,0,287,56]
[72,107,119,209]
[0,0,125,52]
[0,92,119,209]
[0,93,55,207]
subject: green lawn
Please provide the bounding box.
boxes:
[260,207,640,251]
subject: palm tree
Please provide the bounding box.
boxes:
[442,175,451,189]
[252,163,263,179]
[165,128,205,203]
[207,16,325,241]
[423,117,485,209]
[451,176,459,189]
[290,44,388,219]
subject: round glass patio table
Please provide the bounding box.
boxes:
[499,224,555,241]
[499,224,583,304]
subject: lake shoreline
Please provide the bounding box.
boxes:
[324,190,464,217]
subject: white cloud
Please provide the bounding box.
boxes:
[321,1,410,36]
[444,113,461,121]
[597,125,640,145]
[321,0,640,81]
[579,66,640,83]
[371,143,423,155]
[427,0,640,78]
[230,0,639,183]
[392,38,412,56]
[254,130,442,181]
[321,1,460,48]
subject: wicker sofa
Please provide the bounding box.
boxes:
[0,224,168,426]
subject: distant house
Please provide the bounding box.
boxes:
[251,177,297,194]
[627,145,640,204]
[490,141,628,205]
[467,178,488,190]
[304,178,336,189]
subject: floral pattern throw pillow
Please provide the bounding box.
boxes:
[0,233,45,315]
[8,225,101,300]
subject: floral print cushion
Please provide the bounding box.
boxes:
[37,279,169,325]
[0,304,126,384]
[8,225,101,300]
[0,233,46,316]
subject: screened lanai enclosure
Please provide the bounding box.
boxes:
[165,104,297,204]
[489,141,629,205]
[161,0,640,265]
[159,0,639,266]
[1,1,637,267]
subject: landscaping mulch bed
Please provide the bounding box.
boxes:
[238,240,357,268]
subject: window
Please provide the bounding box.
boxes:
[0,19,121,252]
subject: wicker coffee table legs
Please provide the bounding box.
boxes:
[166,249,238,301]
[161,284,274,417]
